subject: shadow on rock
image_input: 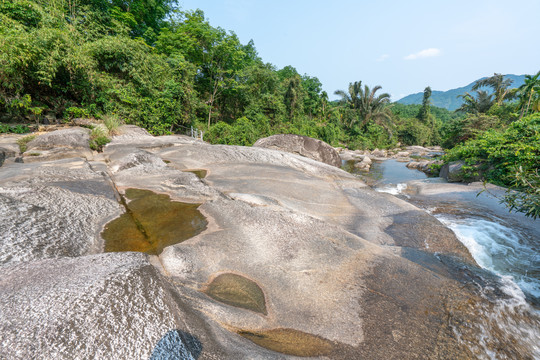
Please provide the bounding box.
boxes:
[150,330,202,360]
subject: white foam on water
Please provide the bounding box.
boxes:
[437,215,540,358]
[436,216,540,299]
[375,183,407,195]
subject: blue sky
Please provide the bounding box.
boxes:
[178,0,540,101]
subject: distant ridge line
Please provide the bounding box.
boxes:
[395,74,526,111]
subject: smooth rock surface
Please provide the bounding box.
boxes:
[23,127,93,162]
[1,126,532,359]
[0,253,221,360]
[253,134,342,167]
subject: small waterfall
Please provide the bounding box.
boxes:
[437,214,540,359]
[350,158,540,358]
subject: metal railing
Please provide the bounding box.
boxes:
[176,124,204,140]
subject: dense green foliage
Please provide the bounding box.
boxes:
[0,0,451,149]
[443,114,540,218]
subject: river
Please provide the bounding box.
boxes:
[348,159,540,359]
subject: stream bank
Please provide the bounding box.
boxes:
[350,158,540,359]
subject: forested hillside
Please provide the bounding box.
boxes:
[397,74,526,111]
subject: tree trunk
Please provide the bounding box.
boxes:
[207,82,219,130]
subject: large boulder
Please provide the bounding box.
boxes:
[439,160,483,182]
[0,147,16,167]
[253,134,341,167]
[0,135,23,165]
[23,127,93,162]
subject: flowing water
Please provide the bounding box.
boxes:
[349,159,540,359]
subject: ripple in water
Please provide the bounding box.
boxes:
[436,214,540,359]
[437,216,540,302]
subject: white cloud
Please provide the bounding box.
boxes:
[377,54,390,62]
[404,48,441,60]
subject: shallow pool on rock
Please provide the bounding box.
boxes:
[237,328,333,357]
[102,188,207,255]
[204,273,267,315]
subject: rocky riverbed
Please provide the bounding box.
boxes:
[0,126,535,359]
[337,145,444,173]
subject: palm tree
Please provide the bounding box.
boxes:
[457,90,494,114]
[518,70,540,119]
[334,81,362,113]
[472,73,514,105]
[334,81,393,132]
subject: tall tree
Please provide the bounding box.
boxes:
[518,70,540,119]
[283,75,304,120]
[418,86,432,123]
[457,91,494,114]
[157,10,254,129]
[357,84,393,131]
[301,74,322,119]
[472,73,513,105]
[335,81,392,132]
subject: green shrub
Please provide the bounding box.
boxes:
[17,134,36,153]
[442,113,540,217]
[0,0,42,28]
[89,126,110,151]
[103,115,122,135]
[503,167,539,219]
[0,124,30,134]
[64,107,91,121]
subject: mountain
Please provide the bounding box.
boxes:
[396,74,526,111]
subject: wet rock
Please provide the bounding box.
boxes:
[407,159,441,175]
[370,148,387,158]
[253,134,341,167]
[384,210,473,261]
[395,151,410,158]
[204,273,267,315]
[237,328,334,357]
[339,151,354,162]
[102,188,207,255]
[353,155,372,170]
[439,160,483,182]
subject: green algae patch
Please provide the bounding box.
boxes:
[183,169,207,179]
[102,188,207,255]
[237,328,333,357]
[204,273,267,315]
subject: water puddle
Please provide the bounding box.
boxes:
[204,273,267,315]
[237,328,333,357]
[102,188,207,255]
[183,169,207,179]
[344,159,427,194]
